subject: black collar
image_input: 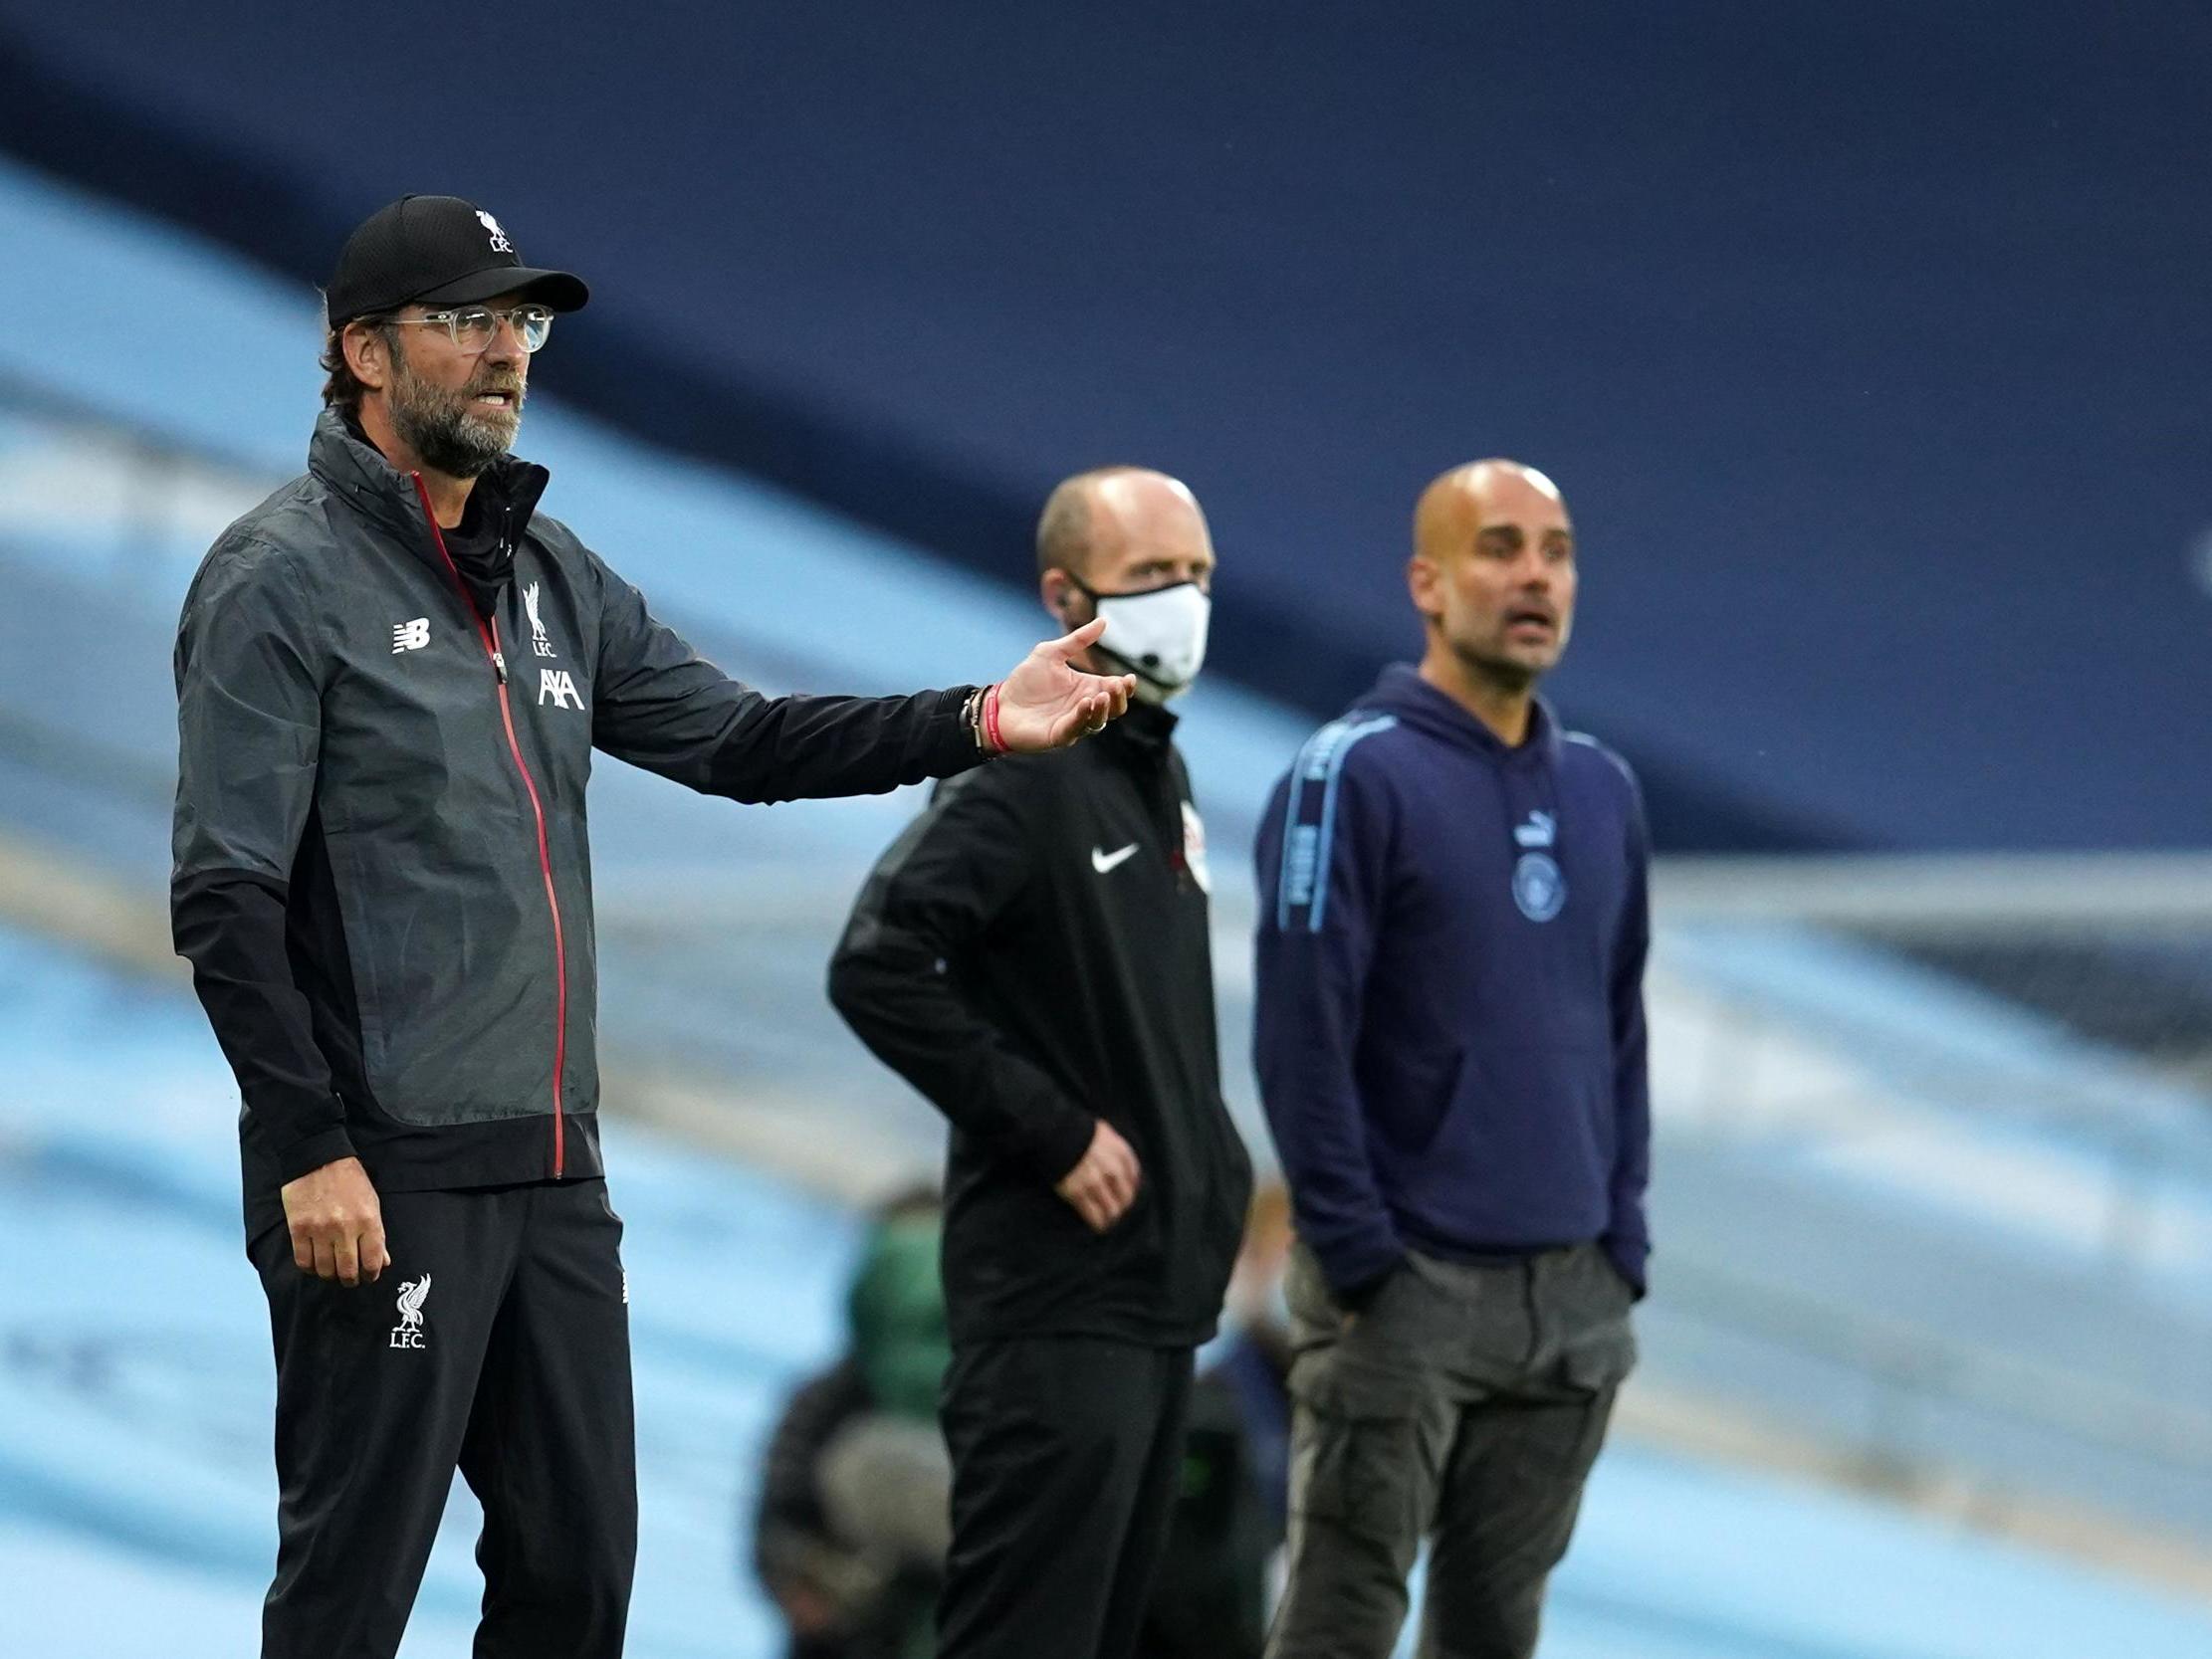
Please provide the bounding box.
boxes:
[1096,698,1179,765]
[306,408,551,586]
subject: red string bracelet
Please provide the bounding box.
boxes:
[984,683,1007,755]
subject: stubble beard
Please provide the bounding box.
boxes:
[1450,632,1550,697]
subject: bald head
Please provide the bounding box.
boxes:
[1408,457,1577,696]
[1037,467,1211,583]
[1035,467,1217,699]
[1415,460,1568,564]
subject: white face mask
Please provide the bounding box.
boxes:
[1085,580,1212,703]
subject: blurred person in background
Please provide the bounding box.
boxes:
[169,193,1136,1659]
[1208,1180,1296,1537]
[1135,1182,1297,1659]
[753,1184,1288,1659]
[828,467,1253,1659]
[1251,461,1650,1659]
[754,1187,954,1659]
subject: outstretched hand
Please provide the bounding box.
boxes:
[993,618,1138,752]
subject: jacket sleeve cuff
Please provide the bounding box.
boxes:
[1603,1234,1649,1302]
[1312,1229,1408,1307]
[1334,1258,1406,1313]
[274,1125,359,1186]
[924,686,989,778]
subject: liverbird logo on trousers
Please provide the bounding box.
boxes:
[389,1275,432,1349]
[522,582,557,658]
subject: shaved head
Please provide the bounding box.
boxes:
[1036,467,1210,581]
[1034,466,1217,695]
[1415,460,1567,565]
[1408,458,1577,729]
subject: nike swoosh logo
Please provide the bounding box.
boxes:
[1091,843,1140,875]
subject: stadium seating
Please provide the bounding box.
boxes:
[4,2,2210,852]
[0,146,1308,1135]
[6,138,2212,1656]
[10,923,2212,1657]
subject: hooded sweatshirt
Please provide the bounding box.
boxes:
[1251,665,1652,1302]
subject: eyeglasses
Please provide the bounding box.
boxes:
[387,305,555,353]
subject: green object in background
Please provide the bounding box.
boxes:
[1181,1452,1214,1502]
[849,1214,952,1423]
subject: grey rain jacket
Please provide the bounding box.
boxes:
[174,411,985,1234]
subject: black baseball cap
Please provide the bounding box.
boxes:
[325,195,589,326]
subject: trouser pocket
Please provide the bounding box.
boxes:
[1553,1243,1639,1397]
[1286,1350,1427,1549]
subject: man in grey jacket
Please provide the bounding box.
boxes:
[172,193,1134,1659]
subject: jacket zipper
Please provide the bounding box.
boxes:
[411,475,568,1177]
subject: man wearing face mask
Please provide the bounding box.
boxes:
[828,467,1253,1659]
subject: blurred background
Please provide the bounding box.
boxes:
[4,3,2212,1655]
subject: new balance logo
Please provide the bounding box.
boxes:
[391,618,430,653]
[389,1275,431,1349]
[539,669,584,711]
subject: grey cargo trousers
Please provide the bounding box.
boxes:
[1265,1241,1637,1659]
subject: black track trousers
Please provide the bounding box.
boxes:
[936,1337,1193,1659]
[249,1178,636,1659]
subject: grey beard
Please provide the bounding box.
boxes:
[388,364,520,479]
[391,396,513,479]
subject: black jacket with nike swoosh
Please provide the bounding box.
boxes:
[828,703,1253,1347]
[174,411,986,1235]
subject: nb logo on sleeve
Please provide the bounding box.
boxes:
[539,670,584,711]
[391,618,430,653]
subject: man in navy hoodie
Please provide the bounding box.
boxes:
[1252,460,1648,1659]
